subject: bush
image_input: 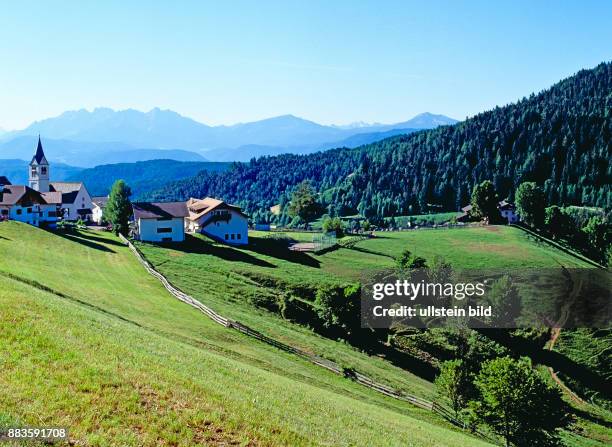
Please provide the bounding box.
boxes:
[279,295,318,324]
[322,216,345,237]
[314,284,360,333]
[395,249,427,271]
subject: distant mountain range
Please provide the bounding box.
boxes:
[0,109,457,164]
[0,136,207,167]
[200,127,422,162]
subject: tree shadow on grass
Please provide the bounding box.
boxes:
[244,236,321,268]
[571,406,612,429]
[53,230,116,253]
[75,230,126,247]
[347,245,395,259]
[163,234,276,268]
[347,333,438,382]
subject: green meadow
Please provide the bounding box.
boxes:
[0,222,608,446]
[0,222,488,446]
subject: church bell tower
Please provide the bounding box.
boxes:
[29,136,50,192]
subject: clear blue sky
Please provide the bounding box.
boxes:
[0,0,610,130]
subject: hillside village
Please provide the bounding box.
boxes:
[0,138,249,244]
[2,138,525,246]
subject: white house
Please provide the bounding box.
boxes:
[92,196,108,224]
[186,197,248,245]
[457,201,521,224]
[49,182,93,222]
[132,201,188,242]
[498,200,520,224]
[0,183,61,228]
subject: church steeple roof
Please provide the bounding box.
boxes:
[31,136,48,165]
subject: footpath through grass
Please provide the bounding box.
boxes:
[0,222,488,446]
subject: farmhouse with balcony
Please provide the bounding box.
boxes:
[186,197,248,245]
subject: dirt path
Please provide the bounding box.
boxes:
[547,328,587,405]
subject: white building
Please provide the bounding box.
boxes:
[49,182,93,222]
[92,196,109,224]
[0,182,61,228]
[498,200,520,224]
[29,138,50,193]
[27,137,94,222]
[0,138,94,226]
[132,202,188,242]
[186,197,248,245]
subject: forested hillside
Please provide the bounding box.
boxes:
[67,159,232,197]
[146,62,611,217]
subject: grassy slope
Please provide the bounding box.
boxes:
[138,227,591,390]
[138,225,611,446]
[320,226,591,278]
[0,222,486,447]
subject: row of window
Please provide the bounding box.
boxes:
[224,233,242,241]
[11,208,57,217]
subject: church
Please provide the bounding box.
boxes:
[0,137,93,226]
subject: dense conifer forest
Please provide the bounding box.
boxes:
[145,62,611,219]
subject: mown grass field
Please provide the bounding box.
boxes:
[384,212,462,227]
[0,221,489,446]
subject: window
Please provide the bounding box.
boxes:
[27,208,32,214]
[156,227,172,234]
[224,233,229,240]
[31,167,37,176]
[41,167,47,175]
[48,211,56,217]
[237,233,241,240]
[16,209,22,215]
[231,234,235,240]
[1,210,7,215]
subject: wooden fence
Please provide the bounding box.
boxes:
[119,234,497,444]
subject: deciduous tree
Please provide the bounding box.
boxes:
[470,180,502,223]
[103,180,132,236]
[515,182,546,227]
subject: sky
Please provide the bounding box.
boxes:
[0,0,611,130]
